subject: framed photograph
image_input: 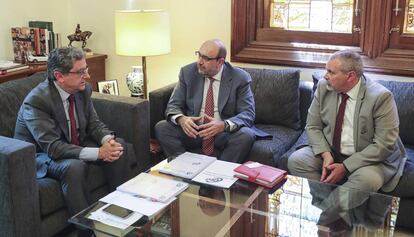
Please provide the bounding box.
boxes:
[97,80,119,95]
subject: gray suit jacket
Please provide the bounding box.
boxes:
[14,79,112,176]
[307,76,406,192]
[166,62,256,130]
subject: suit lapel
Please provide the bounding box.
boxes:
[327,91,339,144]
[218,64,232,114]
[353,76,367,150]
[74,93,86,143]
[193,72,204,116]
[50,82,71,142]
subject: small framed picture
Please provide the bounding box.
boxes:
[97,80,119,95]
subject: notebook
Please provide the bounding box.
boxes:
[233,161,287,188]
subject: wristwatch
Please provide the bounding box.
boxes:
[224,120,231,132]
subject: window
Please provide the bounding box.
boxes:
[231,0,414,76]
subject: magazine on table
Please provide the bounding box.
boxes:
[117,173,189,203]
[159,152,217,179]
[192,160,239,188]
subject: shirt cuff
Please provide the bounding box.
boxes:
[226,120,237,132]
[79,147,99,161]
[101,134,113,144]
[170,114,183,125]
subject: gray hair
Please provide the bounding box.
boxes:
[329,50,364,78]
[47,47,85,82]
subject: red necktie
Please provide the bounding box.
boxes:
[68,95,79,145]
[332,93,349,154]
[202,78,215,156]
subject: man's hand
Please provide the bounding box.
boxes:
[322,163,346,184]
[98,138,124,162]
[177,115,201,139]
[320,152,334,182]
[198,115,225,139]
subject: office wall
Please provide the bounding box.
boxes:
[1,0,412,97]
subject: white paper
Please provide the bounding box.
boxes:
[159,152,217,179]
[100,190,175,216]
[192,160,239,188]
[246,162,262,169]
[117,173,189,203]
[88,203,143,230]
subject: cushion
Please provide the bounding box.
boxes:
[376,80,414,146]
[0,72,46,137]
[247,124,302,166]
[243,68,301,130]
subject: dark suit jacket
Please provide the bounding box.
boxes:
[166,62,257,132]
[307,76,406,192]
[14,79,112,177]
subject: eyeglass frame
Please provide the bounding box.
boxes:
[195,51,222,62]
[65,66,89,77]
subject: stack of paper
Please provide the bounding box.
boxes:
[159,152,217,179]
[116,172,189,203]
[192,160,240,188]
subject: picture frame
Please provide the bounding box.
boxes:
[97,79,119,95]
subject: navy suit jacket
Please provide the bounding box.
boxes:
[166,62,263,135]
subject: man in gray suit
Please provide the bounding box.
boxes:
[288,50,406,193]
[14,47,128,237]
[155,39,256,163]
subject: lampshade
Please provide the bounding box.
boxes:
[114,9,171,56]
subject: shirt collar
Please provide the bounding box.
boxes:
[346,77,361,100]
[53,81,72,102]
[210,65,224,81]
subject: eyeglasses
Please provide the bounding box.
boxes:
[195,51,221,62]
[67,66,89,77]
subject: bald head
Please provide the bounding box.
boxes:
[200,39,227,60]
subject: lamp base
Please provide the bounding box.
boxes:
[130,93,144,98]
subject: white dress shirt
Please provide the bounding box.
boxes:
[339,78,361,155]
[54,81,111,161]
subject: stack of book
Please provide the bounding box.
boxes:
[11,21,60,64]
[0,60,29,75]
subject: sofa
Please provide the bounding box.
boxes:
[149,68,414,230]
[0,72,151,237]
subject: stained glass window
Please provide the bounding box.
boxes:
[405,0,414,33]
[270,0,354,33]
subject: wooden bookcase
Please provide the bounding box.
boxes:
[0,53,107,92]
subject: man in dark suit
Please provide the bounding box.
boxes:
[14,47,128,237]
[155,39,256,163]
[288,50,406,193]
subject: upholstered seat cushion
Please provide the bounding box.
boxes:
[244,68,301,130]
[247,124,302,166]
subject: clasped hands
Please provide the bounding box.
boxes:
[98,136,123,162]
[178,115,224,139]
[320,152,346,184]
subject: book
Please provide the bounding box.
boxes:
[233,161,287,188]
[192,160,239,188]
[159,152,217,179]
[116,173,189,203]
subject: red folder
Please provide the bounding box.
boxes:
[233,161,287,188]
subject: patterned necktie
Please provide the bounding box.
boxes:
[202,77,215,156]
[68,95,79,145]
[332,93,349,154]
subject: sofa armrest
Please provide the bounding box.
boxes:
[0,136,40,237]
[149,83,176,138]
[92,93,151,173]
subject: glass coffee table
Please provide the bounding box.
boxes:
[69,161,400,237]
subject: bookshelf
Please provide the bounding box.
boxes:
[0,54,107,92]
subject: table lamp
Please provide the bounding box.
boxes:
[114,9,171,98]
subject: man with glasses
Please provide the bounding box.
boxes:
[155,39,256,163]
[14,47,128,237]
